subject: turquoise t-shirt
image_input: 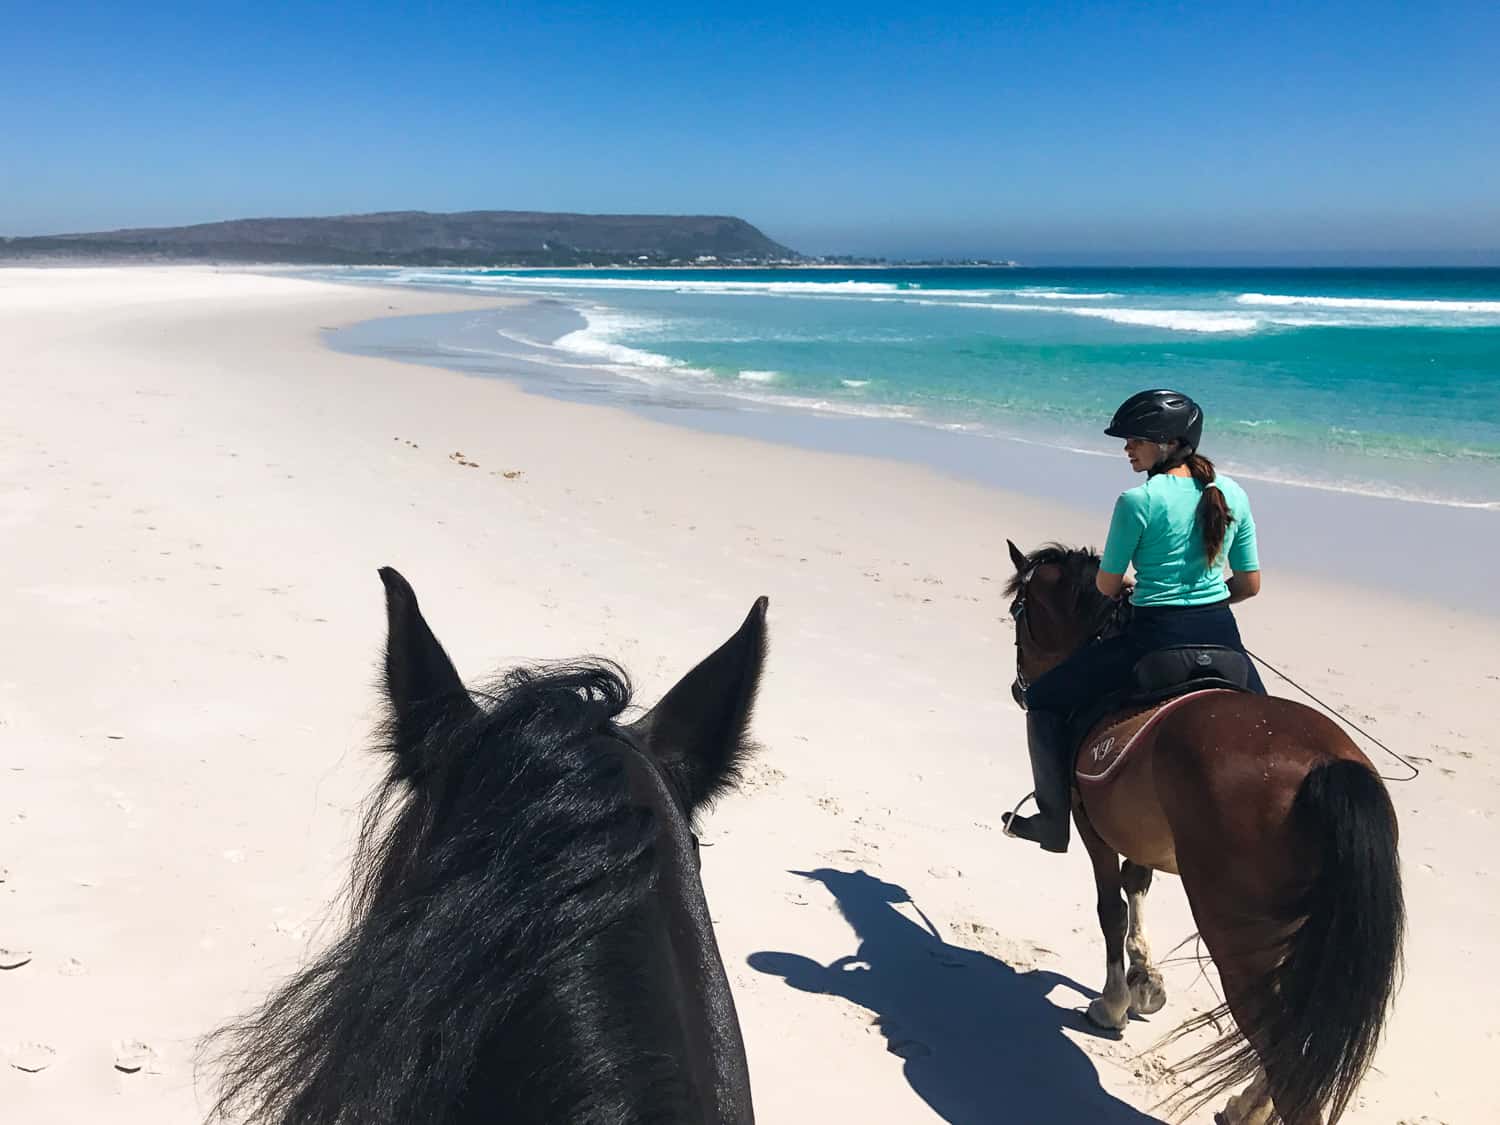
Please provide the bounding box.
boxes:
[1100,473,1259,607]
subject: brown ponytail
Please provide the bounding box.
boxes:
[1151,445,1235,566]
[1186,453,1233,565]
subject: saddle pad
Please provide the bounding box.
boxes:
[1075,689,1234,785]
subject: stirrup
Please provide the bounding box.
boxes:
[1002,791,1037,838]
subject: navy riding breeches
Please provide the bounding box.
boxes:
[1024,598,1265,715]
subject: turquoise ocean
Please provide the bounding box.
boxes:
[329,266,1500,511]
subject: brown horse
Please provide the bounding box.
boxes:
[1004,541,1404,1125]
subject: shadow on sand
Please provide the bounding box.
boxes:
[748,867,1164,1124]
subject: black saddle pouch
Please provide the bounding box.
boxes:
[1133,645,1253,692]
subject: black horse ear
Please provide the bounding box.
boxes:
[627,596,768,810]
[1007,539,1029,572]
[378,567,477,753]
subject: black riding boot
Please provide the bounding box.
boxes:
[1003,711,1072,853]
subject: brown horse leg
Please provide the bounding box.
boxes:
[1210,961,1291,1125]
[1202,937,1322,1125]
[1121,861,1167,1016]
[1076,806,1132,1030]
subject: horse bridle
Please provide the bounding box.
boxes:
[1009,569,1039,708]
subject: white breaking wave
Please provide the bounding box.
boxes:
[931,300,1260,334]
[368,270,1500,330]
[522,305,925,422]
[402,272,909,296]
[760,396,918,420]
[1068,306,1261,333]
[1237,292,1500,314]
[1001,288,1123,300]
[552,309,699,372]
[841,379,871,388]
[381,270,1133,304]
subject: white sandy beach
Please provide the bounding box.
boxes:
[1,266,1495,1124]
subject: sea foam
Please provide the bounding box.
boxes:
[1237,292,1500,314]
[941,300,1261,334]
[553,309,700,372]
[415,274,910,296]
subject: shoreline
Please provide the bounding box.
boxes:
[2,266,1494,1124]
[306,265,1500,506]
[327,296,1500,613]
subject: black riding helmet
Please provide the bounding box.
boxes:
[1104,389,1203,453]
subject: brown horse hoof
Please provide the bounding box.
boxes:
[1127,965,1167,1015]
[1085,997,1129,1032]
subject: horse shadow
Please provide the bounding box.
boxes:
[748,868,1163,1124]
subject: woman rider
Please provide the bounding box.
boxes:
[1004,389,1265,853]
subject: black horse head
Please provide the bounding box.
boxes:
[209,569,767,1125]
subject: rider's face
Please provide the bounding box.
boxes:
[1123,438,1157,473]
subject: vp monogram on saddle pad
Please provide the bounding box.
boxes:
[1075,689,1234,784]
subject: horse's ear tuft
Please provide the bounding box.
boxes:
[1007,539,1029,573]
[379,568,478,755]
[627,597,768,810]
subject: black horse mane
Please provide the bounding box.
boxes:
[208,660,702,1125]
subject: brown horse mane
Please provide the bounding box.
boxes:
[1005,543,1130,630]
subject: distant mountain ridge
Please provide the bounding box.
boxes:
[1,210,800,266]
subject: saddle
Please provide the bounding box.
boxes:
[1070,646,1254,786]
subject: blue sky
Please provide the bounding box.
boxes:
[3,1,1497,262]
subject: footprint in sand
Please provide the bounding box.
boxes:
[113,1040,158,1074]
[8,1042,56,1073]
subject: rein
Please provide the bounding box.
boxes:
[1244,649,1421,783]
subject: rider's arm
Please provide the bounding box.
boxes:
[1098,489,1146,599]
[1227,570,1261,603]
[1225,488,1259,605]
[1096,570,1127,598]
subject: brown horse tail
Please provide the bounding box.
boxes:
[1170,759,1405,1123]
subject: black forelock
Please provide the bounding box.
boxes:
[207,661,700,1125]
